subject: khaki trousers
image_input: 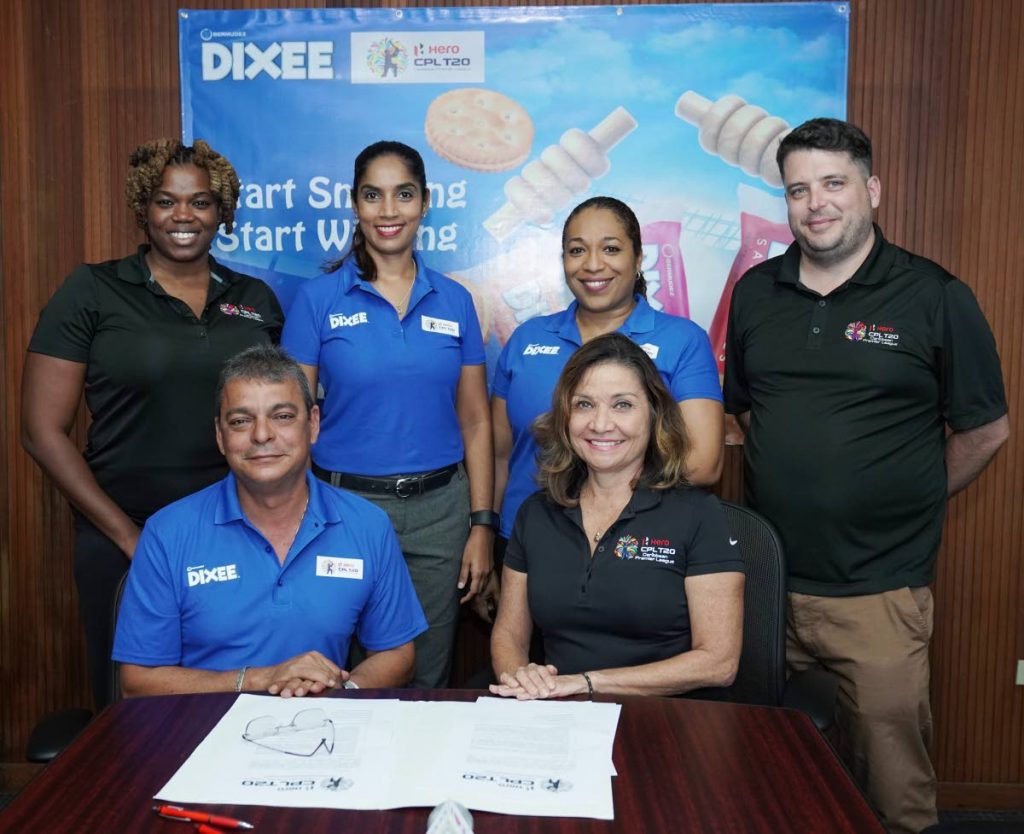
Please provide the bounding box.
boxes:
[787,587,938,834]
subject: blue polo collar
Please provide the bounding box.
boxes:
[339,251,436,310]
[549,295,656,346]
[214,468,342,529]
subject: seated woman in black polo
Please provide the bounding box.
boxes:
[490,333,743,699]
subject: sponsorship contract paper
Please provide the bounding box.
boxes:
[156,695,622,818]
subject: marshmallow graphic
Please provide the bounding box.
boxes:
[674,92,791,187]
[484,106,638,241]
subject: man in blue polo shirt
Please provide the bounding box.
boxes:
[113,345,427,697]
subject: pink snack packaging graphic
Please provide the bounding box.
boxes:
[708,186,794,377]
[641,221,689,319]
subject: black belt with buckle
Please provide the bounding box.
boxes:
[313,462,459,498]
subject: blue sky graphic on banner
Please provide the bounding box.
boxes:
[179,4,849,373]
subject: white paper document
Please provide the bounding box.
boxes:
[156,695,621,818]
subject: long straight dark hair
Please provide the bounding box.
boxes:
[324,140,428,282]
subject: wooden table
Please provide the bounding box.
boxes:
[1,689,883,833]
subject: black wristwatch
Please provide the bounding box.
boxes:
[469,510,500,531]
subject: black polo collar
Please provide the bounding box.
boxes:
[775,224,898,290]
[115,244,234,287]
[561,485,666,527]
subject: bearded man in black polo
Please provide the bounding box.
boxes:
[724,118,1009,834]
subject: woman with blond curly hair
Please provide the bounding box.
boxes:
[490,333,744,700]
[22,139,282,708]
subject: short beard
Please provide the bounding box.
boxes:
[797,213,875,268]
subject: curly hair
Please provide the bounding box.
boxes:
[533,333,691,507]
[125,138,241,233]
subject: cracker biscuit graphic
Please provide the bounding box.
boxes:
[425,89,534,172]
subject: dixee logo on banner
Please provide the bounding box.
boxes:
[179,4,849,375]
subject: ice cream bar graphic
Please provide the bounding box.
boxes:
[675,92,791,188]
[484,106,638,241]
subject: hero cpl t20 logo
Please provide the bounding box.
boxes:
[613,535,640,560]
[366,37,408,78]
[844,321,868,342]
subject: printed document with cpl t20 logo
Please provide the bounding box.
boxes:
[155,695,621,818]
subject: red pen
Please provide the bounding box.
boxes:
[196,826,227,834]
[153,804,254,830]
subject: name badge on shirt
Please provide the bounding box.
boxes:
[639,342,660,360]
[316,555,364,579]
[421,315,459,337]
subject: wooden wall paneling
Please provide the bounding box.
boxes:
[1,0,89,757]
[936,0,1023,790]
[846,1,1024,804]
[1,0,1022,809]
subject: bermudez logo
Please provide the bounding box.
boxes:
[220,302,264,322]
[366,37,408,78]
[845,320,901,348]
[613,535,639,560]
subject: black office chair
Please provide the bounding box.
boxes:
[714,500,839,730]
[25,571,129,763]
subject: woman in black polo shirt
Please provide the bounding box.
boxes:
[22,139,283,709]
[490,333,743,699]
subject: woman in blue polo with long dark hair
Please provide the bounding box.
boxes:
[281,141,493,688]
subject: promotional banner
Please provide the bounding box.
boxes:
[179,4,849,373]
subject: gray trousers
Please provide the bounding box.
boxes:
[345,467,469,688]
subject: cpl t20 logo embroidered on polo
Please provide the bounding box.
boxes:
[219,303,264,322]
[613,535,639,559]
[844,321,900,348]
[845,321,868,341]
[615,534,677,564]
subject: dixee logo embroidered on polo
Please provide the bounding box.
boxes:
[219,303,264,322]
[329,311,368,329]
[187,563,240,587]
[523,343,560,356]
[844,320,900,348]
